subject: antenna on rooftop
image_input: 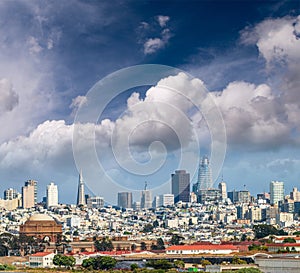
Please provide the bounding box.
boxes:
[144,181,148,190]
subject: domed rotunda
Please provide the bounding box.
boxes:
[19,213,62,242]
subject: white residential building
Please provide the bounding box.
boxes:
[29,252,55,268]
[46,182,58,208]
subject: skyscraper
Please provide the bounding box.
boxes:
[4,188,18,200]
[77,170,86,206]
[141,190,152,209]
[46,182,58,208]
[171,170,190,203]
[25,180,37,204]
[22,180,37,209]
[118,192,132,209]
[218,182,227,201]
[196,156,212,191]
[270,181,284,205]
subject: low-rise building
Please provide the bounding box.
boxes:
[29,252,55,268]
[266,243,300,252]
[166,244,239,255]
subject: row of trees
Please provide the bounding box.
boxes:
[82,256,117,270]
[0,232,48,256]
[53,254,261,272]
[53,254,116,270]
[253,224,287,239]
[94,234,184,252]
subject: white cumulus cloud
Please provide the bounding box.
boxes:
[157,15,170,27]
[140,15,172,55]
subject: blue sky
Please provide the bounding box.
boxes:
[0,0,299,205]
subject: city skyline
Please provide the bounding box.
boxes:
[3,173,300,208]
[0,170,298,206]
[0,1,299,204]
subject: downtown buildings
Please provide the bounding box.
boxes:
[77,170,86,206]
[22,180,37,209]
[270,181,285,205]
[118,192,132,209]
[171,170,190,203]
[196,156,212,191]
[46,182,58,208]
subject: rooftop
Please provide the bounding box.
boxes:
[28,214,54,221]
[167,244,238,251]
[31,252,53,257]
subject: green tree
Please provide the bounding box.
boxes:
[200,259,211,266]
[232,255,247,264]
[151,243,158,250]
[143,223,154,233]
[248,244,263,251]
[63,255,76,268]
[94,237,114,251]
[170,234,184,245]
[174,260,185,269]
[130,263,139,270]
[82,258,94,269]
[234,268,263,273]
[146,259,173,269]
[53,254,75,268]
[131,244,137,251]
[82,256,117,270]
[93,256,117,270]
[241,234,247,241]
[53,254,64,267]
[253,224,287,239]
[153,220,159,228]
[156,238,165,250]
[140,242,147,250]
[283,237,296,243]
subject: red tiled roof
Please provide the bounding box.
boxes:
[31,252,53,257]
[167,244,238,251]
[267,243,300,247]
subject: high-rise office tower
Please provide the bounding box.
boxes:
[196,156,212,191]
[218,182,227,201]
[77,170,86,206]
[152,196,160,208]
[25,180,37,204]
[22,180,37,208]
[117,192,132,209]
[290,187,300,202]
[46,182,58,208]
[172,170,190,203]
[141,190,152,209]
[133,201,140,210]
[159,194,174,207]
[4,188,18,200]
[87,196,104,209]
[270,181,284,205]
[237,190,251,203]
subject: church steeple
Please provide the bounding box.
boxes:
[77,169,86,206]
